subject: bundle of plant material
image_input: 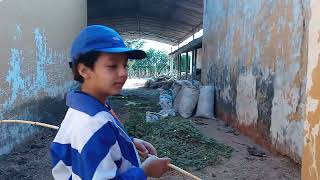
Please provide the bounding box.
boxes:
[124,96,233,170]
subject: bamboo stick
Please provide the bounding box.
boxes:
[168,164,202,180]
[0,120,201,179]
[138,150,202,180]
[0,120,59,130]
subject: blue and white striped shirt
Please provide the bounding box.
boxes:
[50,91,146,180]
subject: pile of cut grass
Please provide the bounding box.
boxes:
[119,95,233,170]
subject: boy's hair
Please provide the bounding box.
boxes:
[72,51,101,83]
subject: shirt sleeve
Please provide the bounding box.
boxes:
[112,167,146,180]
[72,121,146,180]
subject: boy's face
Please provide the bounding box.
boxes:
[82,53,128,97]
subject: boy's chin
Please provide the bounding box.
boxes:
[110,89,122,96]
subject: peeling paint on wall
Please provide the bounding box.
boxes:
[4,49,25,109]
[236,70,258,125]
[302,0,320,178]
[2,27,74,111]
[0,27,75,155]
[14,24,22,40]
[34,28,49,91]
[0,0,87,155]
[270,60,304,160]
[203,0,309,161]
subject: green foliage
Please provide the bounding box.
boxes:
[180,54,190,72]
[125,39,145,49]
[125,39,171,77]
[122,96,233,170]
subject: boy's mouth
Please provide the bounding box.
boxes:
[114,82,125,87]
[114,81,125,85]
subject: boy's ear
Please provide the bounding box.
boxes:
[78,63,92,80]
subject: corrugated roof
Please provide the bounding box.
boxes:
[88,0,203,45]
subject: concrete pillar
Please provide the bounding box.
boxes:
[179,54,182,79]
[192,49,197,81]
[185,52,188,79]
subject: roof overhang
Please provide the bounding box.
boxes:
[169,36,202,57]
[88,0,203,45]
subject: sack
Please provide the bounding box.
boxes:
[173,85,185,112]
[159,92,173,111]
[171,83,182,100]
[191,80,202,88]
[195,86,215,119]
[172,80,193,112]
[178,86,200,118]
[159,90,175,117]
[158,109,175,119]
[145,111,160,122]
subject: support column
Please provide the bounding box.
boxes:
[179,54,182,79]
[185,52,188,79]
[192,49,197,81]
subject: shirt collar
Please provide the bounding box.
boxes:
[66,90,111,116]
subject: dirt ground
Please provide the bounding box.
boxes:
[0,79,301,180]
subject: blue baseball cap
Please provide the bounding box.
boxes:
[70,25,146,66]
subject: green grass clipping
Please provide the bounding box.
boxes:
[120,95,233,170]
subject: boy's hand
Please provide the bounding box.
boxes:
[142,155,171,178]
[133,138,157,158]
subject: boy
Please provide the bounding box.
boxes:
[50,25,171,180]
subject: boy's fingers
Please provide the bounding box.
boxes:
[146,146,157,155]
[141,148,148,154]
[164,158,171,164]
[138,144,149,154]
[142,152,149,158]
[163,158,172,171]
[144,142,157,155]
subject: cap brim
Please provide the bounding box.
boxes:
[96,47,146,59]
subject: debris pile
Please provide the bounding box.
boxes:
[124,95,233,170]
[145,79,215,121]
[144,76,175,90]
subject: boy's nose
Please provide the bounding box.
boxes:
[118,66,128,78]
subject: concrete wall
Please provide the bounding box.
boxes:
[202,0,310,162]
[0,0,86,155]
[302,0,320,179]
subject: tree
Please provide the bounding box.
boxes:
[125,39,171,78]
[125,39,144,49]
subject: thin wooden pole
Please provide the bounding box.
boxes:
[0,120,59,130]
[0,120,201,180]
[138,151,202,180]
[168,164,201,180]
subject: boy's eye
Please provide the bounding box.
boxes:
[106,65,117,68]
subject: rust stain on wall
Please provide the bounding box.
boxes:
[301,0,320,177]
[219,111,304,163]
[302,54,320,179]
[203,0,308,162]
[288,112,304,121]
[309,55,320,99]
